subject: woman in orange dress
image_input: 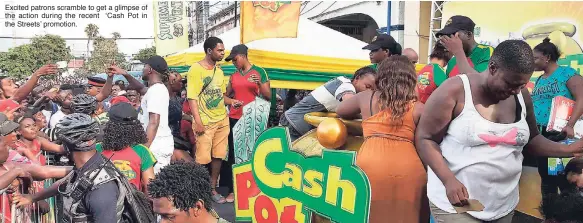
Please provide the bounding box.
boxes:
[337,55,428,223]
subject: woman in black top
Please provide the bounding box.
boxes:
[167,71,195,162]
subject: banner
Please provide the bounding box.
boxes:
[442,1,583,91]
[233,97,271,164]
[153,1,189,56]
[233,127,371,223]
[240,1,301,44]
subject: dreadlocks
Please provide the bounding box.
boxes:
[102,121,147,151]
[148,161,213,212]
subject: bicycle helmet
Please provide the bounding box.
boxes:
[56,113,100,151]
[71,94,97,115]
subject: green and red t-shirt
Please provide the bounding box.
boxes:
[229,65,269,119]
[416,63,447,103]
[446,44,494,77]
[96,143,157,190]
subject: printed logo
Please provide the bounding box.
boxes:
[252,1,291,12]
[417,72,431,86]
[113,160,137,180]
[201,76,223,109]
[445,18,453,26]
[478,127,518,147]
[371,36,377,42]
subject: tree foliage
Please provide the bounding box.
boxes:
[134,46,156,61]
[85,23,99,59]
[0,34,71,79]
[87,32,127,73]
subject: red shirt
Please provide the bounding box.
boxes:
[96,144,157,191]
[416,63,447,104]
[228,65,269,119]
[13,140,45,165]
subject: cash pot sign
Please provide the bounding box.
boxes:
[233,127,371,223]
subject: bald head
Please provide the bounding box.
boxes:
[403,48,419,65]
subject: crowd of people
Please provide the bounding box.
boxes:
[0,13,581,223]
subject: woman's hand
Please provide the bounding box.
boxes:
[562,125,576,139]
[443,177,469,207]
[567,140,583,157]
[12,194,34,208]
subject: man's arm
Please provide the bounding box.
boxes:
[188,99,205,134]
[0,168,25,190]
[12,64,58,102]
[15,176,67,207]
[441,34,477,75]
[85,182,120,223]
[145,113,160,148]
[95,75,114,102]
[141,167,155,195]
[257,68,271,100]
[108,65,147,95]
[186,68,206,134]
[16,164,73,180]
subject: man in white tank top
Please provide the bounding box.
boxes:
[415,40,583,222]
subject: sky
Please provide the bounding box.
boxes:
[0,0,156,58]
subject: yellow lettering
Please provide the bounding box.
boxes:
[303,170,323,198]
[283,163,302,190]
[325,166,357,213]
[253,138,284,189]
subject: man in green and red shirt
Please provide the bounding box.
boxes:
[416,43,452,103]
[438,15,494,77]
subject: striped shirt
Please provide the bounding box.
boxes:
[282,76,356,135]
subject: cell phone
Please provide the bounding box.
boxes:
[56,61,67,69]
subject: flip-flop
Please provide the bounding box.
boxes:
[225,193,235,203]
[212,193,227,204]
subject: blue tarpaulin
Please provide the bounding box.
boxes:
[91,71,143,85]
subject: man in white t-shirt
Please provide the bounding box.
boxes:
[108,56,173,173]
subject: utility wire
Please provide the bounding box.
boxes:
[299,1,309,13]
[317,1,336,16]
[300,1,322,16]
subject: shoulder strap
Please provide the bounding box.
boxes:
[199,63,217,97]
[534,75,544,88]
[369,91,375,116]
[514,94,522,123]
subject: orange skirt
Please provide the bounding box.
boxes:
[356,137,428,223]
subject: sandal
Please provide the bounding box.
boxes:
[225,193,235,203]
[212,193,227,204]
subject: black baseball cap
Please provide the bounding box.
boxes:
[141,55,169,74]
[362,34,398,51]
[0,113,19,136]
[225,44,248,62]
[437,15,475,37]
[107,102,138,124]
